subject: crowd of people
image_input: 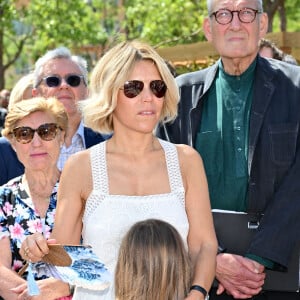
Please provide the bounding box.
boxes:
[0,0,299,300]
[0,47,108,186]
[18,39,218,300]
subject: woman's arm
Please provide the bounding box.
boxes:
[11,278,71,300]
[20,150,91,260]
[178,145,218,299]
[51,150,92,243]
[0,237,25,300]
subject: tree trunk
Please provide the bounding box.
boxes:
[278,0,287,31]
[263,0,286,33]
[0,7,5,90]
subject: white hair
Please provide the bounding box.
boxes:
[206,0,263,14]
[33,46,88,87]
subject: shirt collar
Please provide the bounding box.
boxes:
[219,58,257,81]
[75,120,86,148]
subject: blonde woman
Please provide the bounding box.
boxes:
[21,41,217,300]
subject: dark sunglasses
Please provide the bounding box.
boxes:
[121,80,167,98]
[11,123,61,144]
[38,74,85,88]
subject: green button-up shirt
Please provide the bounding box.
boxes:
[195,60,256,211]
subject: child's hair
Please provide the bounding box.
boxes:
[115,219,191,300]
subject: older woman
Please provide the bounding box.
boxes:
[0,97,71,300]
[21,41,217,300]
[0,72,34,186]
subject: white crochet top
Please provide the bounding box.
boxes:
[73,139,189,300]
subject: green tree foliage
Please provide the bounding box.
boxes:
[1,0,109,88]
[0,1,30,88]
[0,0,299,89]
[263,0,300,32]
[24,0,108,60]
[1,0,207,88]
[124,0,206,47]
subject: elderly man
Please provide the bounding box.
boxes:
[157,0,300,299]
[0,47,109,185]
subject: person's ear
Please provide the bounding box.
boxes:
[259,12,269,39]
[32,88,39,97]
[203,17,213,42]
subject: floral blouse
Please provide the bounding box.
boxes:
[0,176,58,274]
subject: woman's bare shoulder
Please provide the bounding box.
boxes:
[174,143,204,174]
[64,148,91,169]
[60,148,93,198]
[175,143,202,160]
[61,149,91,181]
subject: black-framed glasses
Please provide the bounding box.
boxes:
[11,123,61,144]
[121,80,167,98]
[37,74,86,88]
[210,8,261,25]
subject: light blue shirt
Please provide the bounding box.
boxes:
[57,120,85,171]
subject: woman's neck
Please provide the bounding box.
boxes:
[107,134,159,155]
[23,167,60,200]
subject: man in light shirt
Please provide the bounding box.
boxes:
[0,47,109,184]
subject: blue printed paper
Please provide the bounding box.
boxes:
[35,245,111,291]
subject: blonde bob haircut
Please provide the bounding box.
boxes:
[2,97,68,140]
[81,40,179,134]
[115,219,191,300]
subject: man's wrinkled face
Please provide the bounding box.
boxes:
[33,58,88,118]
[203,0,268,60]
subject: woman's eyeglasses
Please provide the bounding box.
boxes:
[11,123,61,144]
[121,80,167,98]
[37,74,86,88]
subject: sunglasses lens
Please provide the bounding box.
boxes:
[122,80,167,99]
[12,123,59,143]
[45,76,61,87]
[66,75,82,87]
[13,127,34,144]
[43,75,82,87]
[37,123,58,141]
[123,81,144,98]
[150,80,167,98]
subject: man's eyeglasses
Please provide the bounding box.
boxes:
[37,74,86,88]
[210,8,261,25]
[121,80,167,98]
[11,123,61,144]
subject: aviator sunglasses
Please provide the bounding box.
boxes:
[121,80,167,98]
[38,74,86,88]
[11,123,61,144]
